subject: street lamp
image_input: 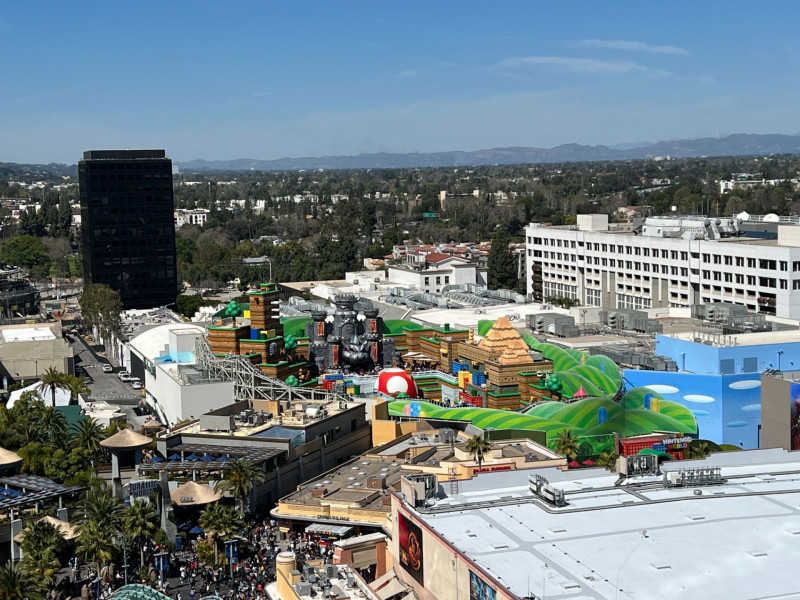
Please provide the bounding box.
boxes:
[778,350,784,371]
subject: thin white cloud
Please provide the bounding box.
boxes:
[253,91,271,97]
[396,69,419,79]
[575,39,689,55]
[497,56,663,75]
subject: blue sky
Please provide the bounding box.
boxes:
[2,1,800,163]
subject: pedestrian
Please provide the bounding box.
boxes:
[189,587,195,600]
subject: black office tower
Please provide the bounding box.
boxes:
[79,150,177,309]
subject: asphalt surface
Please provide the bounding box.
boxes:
[68,336,144,406]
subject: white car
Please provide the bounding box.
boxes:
[102,364,113,373]
[131,381,142,390]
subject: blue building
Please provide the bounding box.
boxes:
[623,332,800,449]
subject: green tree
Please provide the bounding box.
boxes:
[36,406,69,446]
[18,442,49,475]
[553,429,580,460]
[79,284,123,347]
[199,503,243,565]
[76,520,115,573]
[486,232,520,292]
[0,560,43,600]
[20,520,64,588]
[214,458,265,515]
[0,235,50,277]
[70,416,107,455]
[63,374,90,403]
[596,450,619,472]
[36,367,68,408]
[122,498,159,568]
[76,487,123,532]
[465,435,492,470]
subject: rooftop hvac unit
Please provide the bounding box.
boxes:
[296,582,312,596]
[326,564,338,579]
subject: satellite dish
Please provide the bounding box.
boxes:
[737,211,750,221]
[764,213,780,223]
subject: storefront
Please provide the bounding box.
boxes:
[619,434,692,460]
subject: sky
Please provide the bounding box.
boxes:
[2,1,800,164]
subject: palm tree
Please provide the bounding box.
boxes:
[71,416,106,455]
[36,367,68,408]
[0,560,43,600]
[553,429,580,460]
[36,406,69,446]
[63,374,90,403]
[76,487,123,532]
[122,498,159,568]
[76,520,115,574]
[20,520,63,588]
[596,450,619,472]
[690,441,711,459]
[465,435,492,471]
[17,442,49,475]
[199,503,243,565]
[214,458,265,515]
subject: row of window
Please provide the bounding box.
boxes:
[423,276,450,285]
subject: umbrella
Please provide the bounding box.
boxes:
[568,461,581,468]
[217,455,231,462]
[189,526,204,534]
[582,459,596,466]
[169,454,182,461]
[178,522,193,531]
[201,454,215,462]
[150,456,165,463]
[185,454,200,461]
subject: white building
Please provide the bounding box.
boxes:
[174,208,210,228]
[387,253,487,294]
[525,214,800,319]
[126,324,233,426]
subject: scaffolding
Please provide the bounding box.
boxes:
[194,336,345,406]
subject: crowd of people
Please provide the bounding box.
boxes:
[68,517,342,600]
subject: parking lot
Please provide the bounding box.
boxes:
[69,336,143,405]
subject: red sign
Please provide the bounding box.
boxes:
[459,391,482,407]
[474,464,512,473]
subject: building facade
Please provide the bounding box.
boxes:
[525,214,800,319]
[79,150,178,309]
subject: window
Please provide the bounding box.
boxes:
[424,277,429,285]
[736,257,744,267]
[780,261,788,271]
[436,276,441,285]
[444,276,450,284]
[747,258,756,268]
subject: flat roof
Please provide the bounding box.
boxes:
[1,327,56,343]
[409,448,800,600]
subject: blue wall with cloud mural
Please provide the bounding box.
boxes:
[655,335,800,374]
[624,370,762,449]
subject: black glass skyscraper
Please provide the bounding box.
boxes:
[79,150,177,309]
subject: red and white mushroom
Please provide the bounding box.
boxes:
[375,368,418,397]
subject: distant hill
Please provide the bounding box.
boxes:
[175,133,800,172]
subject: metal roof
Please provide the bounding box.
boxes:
[0,475,82,511]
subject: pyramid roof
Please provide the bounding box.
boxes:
[100,428,151,449]
[477,317,534,365]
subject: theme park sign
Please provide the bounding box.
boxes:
[661,436,692,449]
[128,480,161,498]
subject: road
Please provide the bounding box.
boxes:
[68,336,143,405]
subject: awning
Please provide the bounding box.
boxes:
[376,578,407,600]
[304,523,353,537]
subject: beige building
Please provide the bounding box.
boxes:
[0,321,74,381]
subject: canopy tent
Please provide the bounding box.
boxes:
[8,382,70,408]
[169,481,222,506]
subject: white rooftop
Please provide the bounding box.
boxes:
[2,327,56,343]
[411,448,800,600]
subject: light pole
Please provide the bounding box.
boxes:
[778,350,784,371]
[224,539,237,584]
[154,551,168,590]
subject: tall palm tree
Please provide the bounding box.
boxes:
[70,416,106,455]
[465,435,492,471]
[76,520,115,574]
[36,367,68,408]
[553,429,580,460]
[214,458,265,515]
[36,406,69,446]
[122,498,159,568]
[0,560,43,600]
[76,487,123,532]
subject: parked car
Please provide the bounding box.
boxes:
[102,364,113,373]
[131,381,142,390]
[75,365,83,374]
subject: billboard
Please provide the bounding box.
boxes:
[398,512,424,585]
[469,570,497,600]
[791,382,800,450]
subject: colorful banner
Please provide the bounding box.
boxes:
[469,570,497,600]
[398,512,424,585]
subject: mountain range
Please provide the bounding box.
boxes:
[175,133,800,172]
